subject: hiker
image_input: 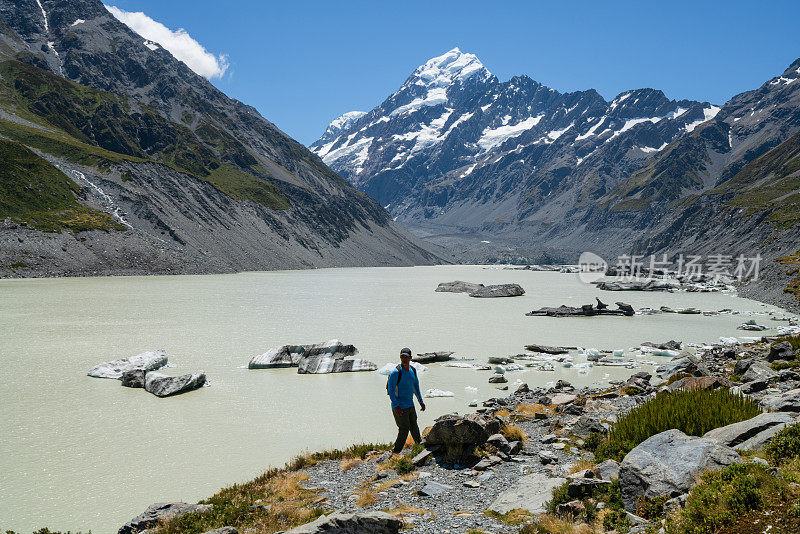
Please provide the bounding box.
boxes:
[387,347,425,454]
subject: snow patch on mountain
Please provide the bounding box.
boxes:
[478,115,543,150]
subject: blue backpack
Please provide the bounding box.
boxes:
[386,364,416,396]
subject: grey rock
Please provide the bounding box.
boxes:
[469,283,525,298]
[595,459,620,481]
[655,357,697,379]
[249,340,374,373]
[741,361,778,383]
[417,481,453,497]
[488,375,508,383]
[422,413,493,460]
[619,429,740,511]
[538,450,558,464]
[283,511,402,533]
[703,412,794,450]
[144,371,206,397]
[572,416,606,437]
[663,494,688,515]
[768,341,795,362]
[733,359,754,376]
[741,379,770,394]
[118,502,212,534]
[761,388,800,411]
[202,529,237,534]
[88,350,168,379]
[489,473,567,514]
[486,433,510,452]
[411,447,437,467]
[121,369,147,388]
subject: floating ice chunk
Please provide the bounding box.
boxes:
[465,386,478,392]
[425,388,454,398]
[505,364,524,371]
[652,349,679,358]
[378,362,427,375]
[720,337,740,346]
[584,348,600,358]
[613,349,624,357]
[494,366,506,374]
[442,362,476,369]
[377,363,395,375]
[562,361,573,368]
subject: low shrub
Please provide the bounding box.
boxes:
[666,463,784,534]
[601,509,630,533]
[582,432,603,452]
[765,422,800,465]
[595,389,761,461]
[635,495,668,520]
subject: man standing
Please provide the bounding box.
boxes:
[388,347,425,454]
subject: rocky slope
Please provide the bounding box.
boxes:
[0,0,441,277]
[313,50,800,310]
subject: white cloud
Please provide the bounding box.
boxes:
[105,5,229,79]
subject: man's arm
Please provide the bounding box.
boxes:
[413,370,425,410]
[388,370,399,407]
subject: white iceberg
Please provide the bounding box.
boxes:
[425,388,454,398]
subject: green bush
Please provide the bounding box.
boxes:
[665,372,693,386]
[595,389,761,461]
[765,423,800,465]
[582,431,603,452]
[395,456,415,475]
[667,463,780,534]
[602,509,631,532]
[635,495,668,520]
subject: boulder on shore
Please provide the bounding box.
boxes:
[760,388,800,412]
[88,350,168,379]
[619,429,739,511]
[703,412,795,450]
[119,502,212,534]
[488,473,567,515]
[283,511,402,533]
[144,371,206,397]
[655,357,697,380]
[422,413,498,461]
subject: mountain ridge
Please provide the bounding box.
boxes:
[0,0,443,276]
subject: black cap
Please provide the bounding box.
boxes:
[400,347,412,357]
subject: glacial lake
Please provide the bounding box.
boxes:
[0,265,796,533]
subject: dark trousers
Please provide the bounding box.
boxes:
[392,406,421,453]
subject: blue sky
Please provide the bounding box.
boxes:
[108,0,800,145]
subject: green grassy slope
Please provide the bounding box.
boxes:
[0,59,289,210]
[0,137,126,231]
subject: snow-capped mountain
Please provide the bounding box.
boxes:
[311,47,719,225]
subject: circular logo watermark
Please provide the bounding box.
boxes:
[578,252,608,284]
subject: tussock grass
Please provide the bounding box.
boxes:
[339,458,362,471]
[288,442,391,470]
[566,459,596,475]
[519,515,599,534]
[595,389,761,461]
[501,423,529,443]
[383,503,431,518]
[484,508,533,526]
[355,488,376,507]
